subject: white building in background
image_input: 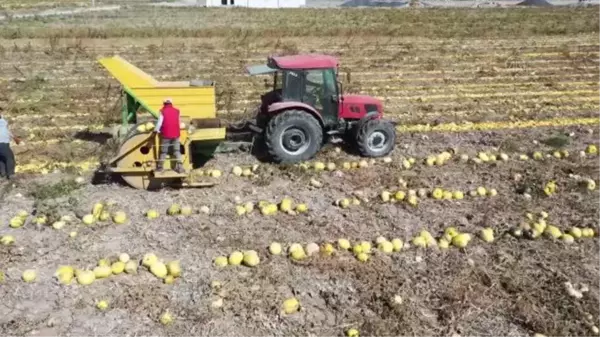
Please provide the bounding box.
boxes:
[204,0,306,7]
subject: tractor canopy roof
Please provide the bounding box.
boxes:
[245,54,339,75]
[270,54,339,70]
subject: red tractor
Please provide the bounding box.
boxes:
[241,54,396,163]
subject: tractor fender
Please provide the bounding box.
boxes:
[354,110,380,131]
[267,102,325,128]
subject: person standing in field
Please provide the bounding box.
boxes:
[154,98,184,173]
[0,114,19,180]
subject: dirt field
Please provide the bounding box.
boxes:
[0,5,599,337]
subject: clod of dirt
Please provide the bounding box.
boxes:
[211,298,224,308]
[564,282,583,299]
[310,179,323,188]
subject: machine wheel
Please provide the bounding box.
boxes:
[355,119,396,157]
[114,130,172,190]
[264,110,323,163]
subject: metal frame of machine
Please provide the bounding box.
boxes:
[98,56,227,190]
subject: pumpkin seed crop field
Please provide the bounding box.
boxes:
[0,5,598,337]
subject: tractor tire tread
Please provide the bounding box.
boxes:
[355,119,396,157]
[264,110,323,163]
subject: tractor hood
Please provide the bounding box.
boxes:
[342,94,382,106]
[339,94,384,119]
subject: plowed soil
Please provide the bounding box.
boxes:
[0,125,598,336]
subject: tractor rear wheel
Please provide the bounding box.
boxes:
[264,110,323,163]
[355,119,396,157]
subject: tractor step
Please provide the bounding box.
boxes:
[182,181,218,188]
[225,120,263,140]
[328,136,344,144]
[109,166,151,173]
[153,170,189,179]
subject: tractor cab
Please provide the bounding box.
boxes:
[271,67,338,124]
[247,54,383,129]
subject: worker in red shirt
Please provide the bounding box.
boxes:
[154,98,184,173]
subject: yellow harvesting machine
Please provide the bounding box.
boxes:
[98,56,228,190]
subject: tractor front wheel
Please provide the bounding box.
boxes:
[264,110,323,163]
[355,119,396,157]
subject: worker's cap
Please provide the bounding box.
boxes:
[163,98,172,104]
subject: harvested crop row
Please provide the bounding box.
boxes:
[9,73,600,92]
[8,100,598,125]
[1,35,597,54]
[2,90,584,117]
[15,159,99,173]
[13,136,599,174]
[3,63,597,85]
[14,88,598,108]
[9,103,595,129]
[396,117,600,133]
[9,85,599,114]
[9,74,600,104]
[3,50,597,69]
[2,58,597,79]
